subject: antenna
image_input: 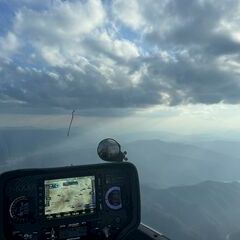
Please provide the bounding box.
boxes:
[67,110,75,137]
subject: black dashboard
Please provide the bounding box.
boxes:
[0,162,140,240]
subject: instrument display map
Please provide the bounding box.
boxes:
[44,176,96,217]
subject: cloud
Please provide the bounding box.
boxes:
[15,0,105,39]
[13,0,106,66]
[0,60,163,111]
[112,0,240,105]
[1,0,240,115]
[112,0,145,30]
[0,32,19,59]
[143,53,240,105]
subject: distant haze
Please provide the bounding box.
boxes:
[1,127,240,188]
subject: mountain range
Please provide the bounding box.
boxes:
[2,128,240,188]
[127,139,240,188]
[142,181,240,240]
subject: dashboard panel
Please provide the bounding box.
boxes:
[0,162,140,240]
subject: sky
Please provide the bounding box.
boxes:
[1,0,240,136]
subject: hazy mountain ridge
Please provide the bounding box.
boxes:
[142,181,240,240]
[128,139,240,188]
[2,129,240,188]
[191,140,240,158]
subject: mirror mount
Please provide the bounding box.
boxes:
[97,138,128,162]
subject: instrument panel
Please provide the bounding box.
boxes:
[0,162,140,240]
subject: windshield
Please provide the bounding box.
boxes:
[1,0,240,239]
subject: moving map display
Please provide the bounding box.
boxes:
[44,176,96,218]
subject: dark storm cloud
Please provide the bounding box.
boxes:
[0,61,164,113]
[143,54,240,105]
[1,50,240,113]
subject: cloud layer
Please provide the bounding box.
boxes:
[1,0,240,113]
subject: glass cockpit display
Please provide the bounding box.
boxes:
[44,176,96,218]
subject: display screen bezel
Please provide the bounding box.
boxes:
[43,175,97,220]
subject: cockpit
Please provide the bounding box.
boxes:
[0,139,169,240]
